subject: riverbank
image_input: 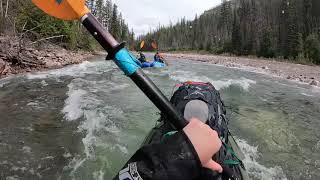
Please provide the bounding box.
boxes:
[0,36,101,79]
[164,52,320,87]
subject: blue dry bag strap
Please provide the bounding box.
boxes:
[114,48,142,76]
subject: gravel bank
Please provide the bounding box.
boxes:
[164,53,320,87]
[0,36,97,78]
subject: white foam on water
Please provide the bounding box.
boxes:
[213,79,256,91]
[0,160,9,165]
[93,170,105,180]
[10,166,27,172]
[206,62,320,93]
[29,168,35,175]
[41,80,48,87]
[79,105,124,158]
[36,172,42,178]
[63,152,72,158]
[143,69,169,77]
[225,63,269,75]
[26,61,112,80]
[62,83,87,121]
[108,144,129,154]
[41,156,54,160]
[26,101,45,110]
[110,83,130,91]
[20,126,33,132]
[5,175,20,180]
[0,82,5,88]
[168,70,256,91]
[27,102,39,106]
[169,70,211,82]
[67,157,86,175]
[0,76,12,88]
[301,93,314,97]
[259,97,268,102]
[62,78,128,175]
[236,138,287,180]
[22,146,32,154]
[311,86,320,93]
[26,73,49,79]
[315,140,320,150]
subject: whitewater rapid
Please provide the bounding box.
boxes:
[3,57,320,179]
[49,60,285,179]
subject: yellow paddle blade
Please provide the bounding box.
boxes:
[32,0,90,20]
[151,42,158,50]
[140,41,145,49]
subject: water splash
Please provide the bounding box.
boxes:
[26,61,113,80]
[61,77,129,177]
[168,70,256,91]
[62,87,87,121]
[41,80,48,87]
[93,170,105,180]
[236,138,287,180]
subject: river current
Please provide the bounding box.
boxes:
[0,56,320,180]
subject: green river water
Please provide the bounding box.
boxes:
[0,56,319,180]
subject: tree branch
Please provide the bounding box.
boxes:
[29,35,66,45]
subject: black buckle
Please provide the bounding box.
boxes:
[105,42,126,60]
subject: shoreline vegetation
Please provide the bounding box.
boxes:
[0,0,133,79]
[0,36,98,79]
[1,0,319,88]
[164,52,320,88]
[139,0,320,65]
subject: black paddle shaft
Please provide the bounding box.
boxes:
[131,69,187,129]
[81,13,187,129]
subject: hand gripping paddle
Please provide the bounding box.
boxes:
[32,0,187,129]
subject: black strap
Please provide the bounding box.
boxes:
[105,42,126,60]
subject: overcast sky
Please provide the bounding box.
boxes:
[112,0,221,36]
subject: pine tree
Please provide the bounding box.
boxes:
[192,14,199,49]
[86,0,96,15]
[286,0,301,58]
[279,0,290,57]
[138,0,319,62]
[120,21,128,41]
[303,0,312,37]
[95,0,103,23]
[219,0,232,40]
[232,11,241,54]
[259,28,275,58]
[103,0,113,29]
[110,4,120,40]
[305,33,320,64]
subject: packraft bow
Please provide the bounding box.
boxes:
[142,81,249,180]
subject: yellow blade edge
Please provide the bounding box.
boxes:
[151,42,158,50]
[32,0,90,20]
[140,41,145,49]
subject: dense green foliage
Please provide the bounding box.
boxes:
[0,0,134,51]
[139,0,320,64]
[305,33,320,63]
[258,29,276,58]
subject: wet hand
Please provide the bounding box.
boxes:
[183,118,223,173]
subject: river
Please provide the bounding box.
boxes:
[0,55,319,180]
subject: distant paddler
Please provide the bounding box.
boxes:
[138,41,147,63]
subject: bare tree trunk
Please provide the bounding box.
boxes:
[13,19,16,35]
[29,35,66,45]
[0,0,3,17]
[4,0,8,18]
[0,0,3,33]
